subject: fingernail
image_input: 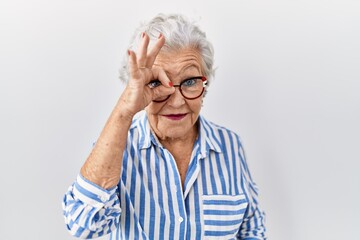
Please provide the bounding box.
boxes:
[127,50,131,56]
[142,32,146,38]
[158,33,163,39]
[168,82,173,87]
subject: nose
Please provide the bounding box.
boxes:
[167,86,185,107]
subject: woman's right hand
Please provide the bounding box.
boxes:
[120,33,175,117]
[80,33,174,189]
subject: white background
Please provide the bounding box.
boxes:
[1,0,359,239]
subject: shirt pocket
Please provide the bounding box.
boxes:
[202,194,248,240]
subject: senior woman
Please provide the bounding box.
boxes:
[63,13,266,239]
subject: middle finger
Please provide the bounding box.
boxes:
[146,33,166,67]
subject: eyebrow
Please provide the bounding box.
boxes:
[166,65,202,80]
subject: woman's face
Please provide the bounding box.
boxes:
[146,48,205,142]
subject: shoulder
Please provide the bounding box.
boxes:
[199,115,244,150]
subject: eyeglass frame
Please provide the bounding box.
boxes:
[151,76,207,103]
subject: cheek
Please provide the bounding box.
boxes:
[189,98,203,114]
[146,102,163,115]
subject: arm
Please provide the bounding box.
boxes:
[62,32,175,238]
[62,175,121,238]
[237,143,267,239]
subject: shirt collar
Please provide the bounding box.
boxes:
[136,111,222,154]
[136,111,153,150]
[198,115,222,154]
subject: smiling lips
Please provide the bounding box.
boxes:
[163,113,187,120]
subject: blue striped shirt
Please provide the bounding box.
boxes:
[62,112,266,239]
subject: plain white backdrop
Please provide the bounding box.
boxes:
[1,0,359,239]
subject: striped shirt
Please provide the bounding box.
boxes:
[62,112,266,239]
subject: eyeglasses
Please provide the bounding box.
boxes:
[148,76,207,103]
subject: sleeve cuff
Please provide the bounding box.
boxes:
[72,174,118,209]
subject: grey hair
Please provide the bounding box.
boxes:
[119,13,215,87]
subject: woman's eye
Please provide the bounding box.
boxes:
[182,79,197,87]
[148,80,162,88]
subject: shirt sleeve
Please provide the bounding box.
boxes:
[237,144,267,239]
[238,181,267,239]
[62,174,121,238]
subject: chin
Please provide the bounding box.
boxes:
[159,128,187,140]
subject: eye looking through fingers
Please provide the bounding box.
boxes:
[147,80,162,89]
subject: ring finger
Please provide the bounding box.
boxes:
[137,32,150,68]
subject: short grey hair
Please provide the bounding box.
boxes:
[119,13,215,86]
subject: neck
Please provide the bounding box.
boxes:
[160,127,198,150]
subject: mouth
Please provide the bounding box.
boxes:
[163,113,187,121]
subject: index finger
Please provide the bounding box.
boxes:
[151,67,173,88]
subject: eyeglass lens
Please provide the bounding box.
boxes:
[150,76,207,102]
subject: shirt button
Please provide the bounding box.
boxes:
[178,217,184,223]
[100,196,108,202]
